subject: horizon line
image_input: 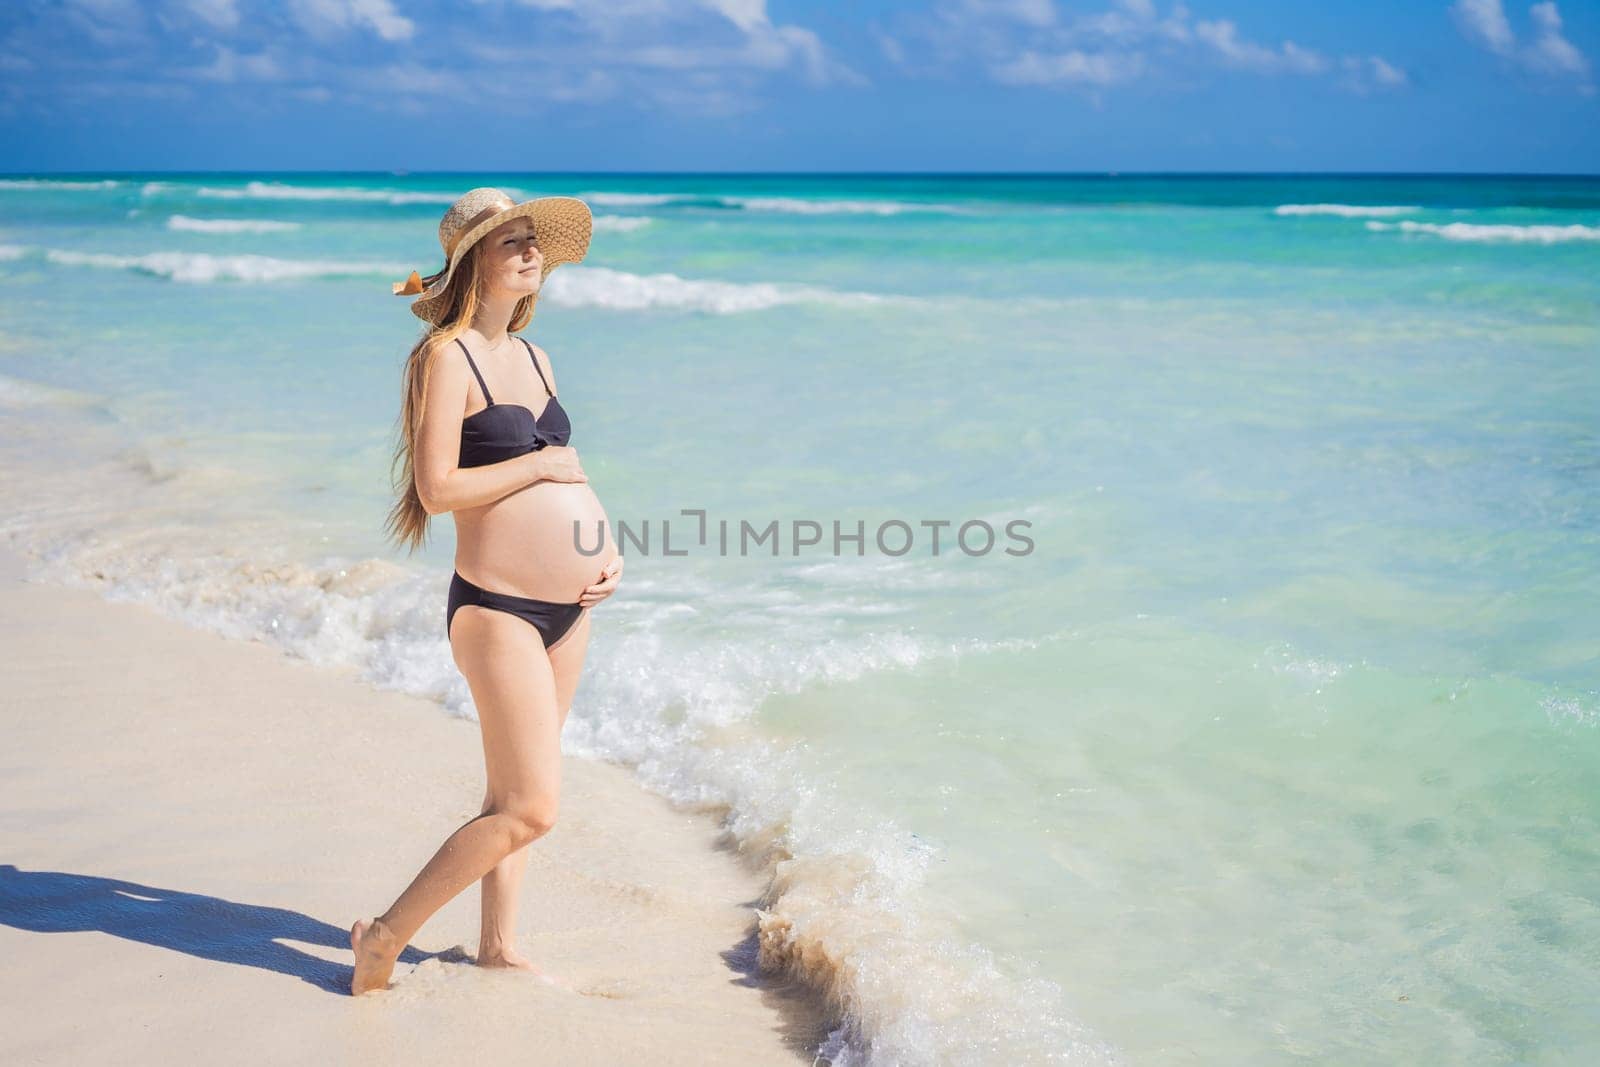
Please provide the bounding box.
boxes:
[4,169,1600,180]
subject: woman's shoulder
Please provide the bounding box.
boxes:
[422,332,458,359]
[419,334,471,386]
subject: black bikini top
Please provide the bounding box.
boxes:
[456,337,572,469]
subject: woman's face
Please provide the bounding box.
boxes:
[480,217,544,299]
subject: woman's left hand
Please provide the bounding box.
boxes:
[578,556,623,608]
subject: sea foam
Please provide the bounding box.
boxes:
[542,265,890,313]
[1274,203,1419,217]
[42,247,411,284]
[166,215,302,233]
[579,189,969,215]
[1365,220,1600,243]
[0,178,121,190]
[592,215,654,232]
[26,243,889,310]
[195,180,459,204]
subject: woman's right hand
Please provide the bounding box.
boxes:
[533,445,587,483]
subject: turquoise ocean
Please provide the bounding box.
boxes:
[1,173,1597,1065]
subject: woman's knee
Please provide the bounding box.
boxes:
[496,796,558,846]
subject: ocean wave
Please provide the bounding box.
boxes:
[543,264,891,313]
[195,180,458,205]
[43,247,410,283]
[592,215,653,233]
[0,244,25,260]
[167,214,303,233]
[580,191,684,207]
[0,372,99,410]
[1365,220,1600,243]
[0,178,120,191]
[25,242,883,308]
[1274,203,1418,217]
[579,189,968,216]
[727,195,967,216]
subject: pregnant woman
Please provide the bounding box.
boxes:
[350,188,622,995]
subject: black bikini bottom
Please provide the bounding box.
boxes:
[446,571,585,650]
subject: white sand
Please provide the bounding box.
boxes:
[0,541,829,1064]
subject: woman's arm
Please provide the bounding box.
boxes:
[412,341,584,516]
[420,450,557,516]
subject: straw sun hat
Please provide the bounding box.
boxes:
[392,187,592,323]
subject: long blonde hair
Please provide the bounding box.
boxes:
[383,247,539,555]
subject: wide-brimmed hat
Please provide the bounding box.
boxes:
[392,187,592,324]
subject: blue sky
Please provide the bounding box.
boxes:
[1,0,1596,173]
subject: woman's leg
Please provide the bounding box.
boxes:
[350,604,565,995]
[477,611,593,968]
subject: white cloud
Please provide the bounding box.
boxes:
[189,45,282,82]
[499,0,870,88]
[65,0,142,22]
[1526,2,1589,77]
[1452,0,1515,54]
[1452,0,1592,88]
[993,48,1145,86]
[347,60,461,98]
[178,0,242,32]
[874,29,907,67]
[1078,0,1191,43]
[704,0,769,35]
[906,1,1401,93]
[539,68,621,103]
[286,0,415,43]
[1193,18,1326,75]
[60,0,148,47]
[1369,56,1408,86]
[488,0,866,93]
[960,0,1058,28]
[0,0,858,121]
[1340,54,1409,94]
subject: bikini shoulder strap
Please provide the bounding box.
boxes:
[453,337,494,405]
[519,337,555,398]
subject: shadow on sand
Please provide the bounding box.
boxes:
[0,863,439,995]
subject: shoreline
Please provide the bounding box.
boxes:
[0,539,831,1064]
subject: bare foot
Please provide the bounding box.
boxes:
[477,944,566,987]
[351,918,400,995]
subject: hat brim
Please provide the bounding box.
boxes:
[402,195,592,323]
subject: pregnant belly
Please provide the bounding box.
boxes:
[454,479,616,603]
